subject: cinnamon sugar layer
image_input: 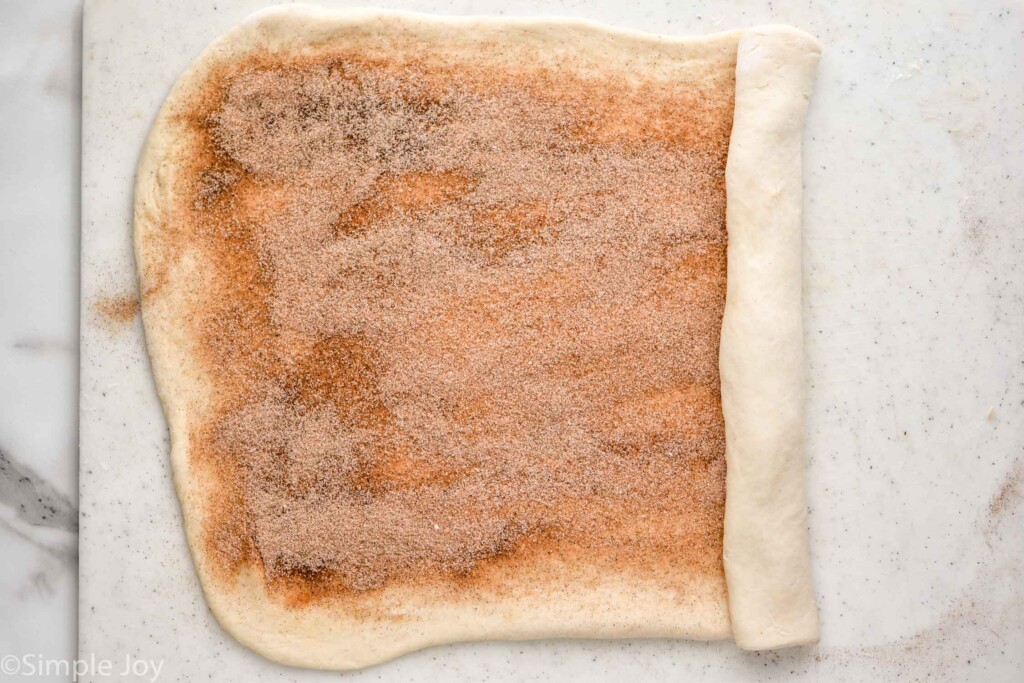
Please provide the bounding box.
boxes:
[171,45,736,600]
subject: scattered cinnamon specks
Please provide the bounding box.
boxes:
[94,294,139,326]
[989,459,1024,519]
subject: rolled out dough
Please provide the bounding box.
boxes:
[134,4,821,670]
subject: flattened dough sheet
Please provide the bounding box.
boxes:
[134,4,820,670]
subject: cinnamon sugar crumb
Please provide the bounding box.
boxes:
[94,294,139,325]
[175,47,736,597]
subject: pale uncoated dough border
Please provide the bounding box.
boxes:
[133,4,821,670]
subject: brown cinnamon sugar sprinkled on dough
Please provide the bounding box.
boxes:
[171,46,735,600]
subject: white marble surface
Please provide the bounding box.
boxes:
[70,0,1024,680]
[0,2,80,681]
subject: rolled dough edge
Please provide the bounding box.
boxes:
[720,26,822,650]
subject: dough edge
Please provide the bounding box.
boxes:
[721,25,821,650]
[132,4,820,670]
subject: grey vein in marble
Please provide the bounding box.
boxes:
[0,447,78,569]
[0,447,78,534]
